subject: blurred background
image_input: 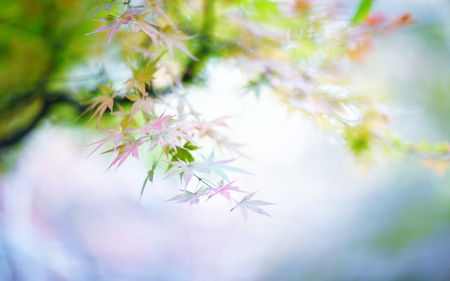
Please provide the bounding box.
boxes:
[1,0,450,280]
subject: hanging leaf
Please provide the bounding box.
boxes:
[230,192,276,223]
[350,0,374,26]
[166,187,211,205]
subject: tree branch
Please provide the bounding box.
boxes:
[0,93,82,149]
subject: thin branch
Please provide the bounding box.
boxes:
[194,174,216,189]
[0,18,58,42]
[0,93,82,149]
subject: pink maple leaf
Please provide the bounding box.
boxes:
[181,116,232,145]
[85,123,136,159]
[87,9,144,43]
[131,14,162,47]
[77,85,118,129]
[106,141,143,171]
[206,179,240,204]
[141,111,176,134]
[144,0,174,27]
[159,24,198,61]
[127,93,157,121]
[196,116,231,137]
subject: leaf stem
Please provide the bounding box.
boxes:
[194,174,215,188]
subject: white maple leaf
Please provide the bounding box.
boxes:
[231,192,275,223]
[166,187,211,205]
[163,159,211,189]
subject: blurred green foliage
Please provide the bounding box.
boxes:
[0,0,100,145]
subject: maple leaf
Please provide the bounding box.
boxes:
[230,192,275,223]
[124,67,157,96]
[202,151,253,182]
[143,125,190,156]
[85,123,136,159]
[195,116,231,137]
[189,116,235,145]
[141,111,176,134]
[177,117,231,145]
[163,159,211,189]
[127,92,157,121]
[77,85,118,129]
[79,0,118,22]
[87,9,144,43]
[159,24,198,61]
[131,14,162,47]
[166,187,211,205]
[241,74,270,98]
[144,0,174,26]
[206,179,241,204]
[106,140,143,171]
[167,80,196,115]
[124,52,164,96]
[215,136,249,158]
[166,142,200,165]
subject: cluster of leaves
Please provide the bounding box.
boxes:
[84,96,274,221]
[389,137,450,176]
[78,0,283,222]
[78,0,433,221]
